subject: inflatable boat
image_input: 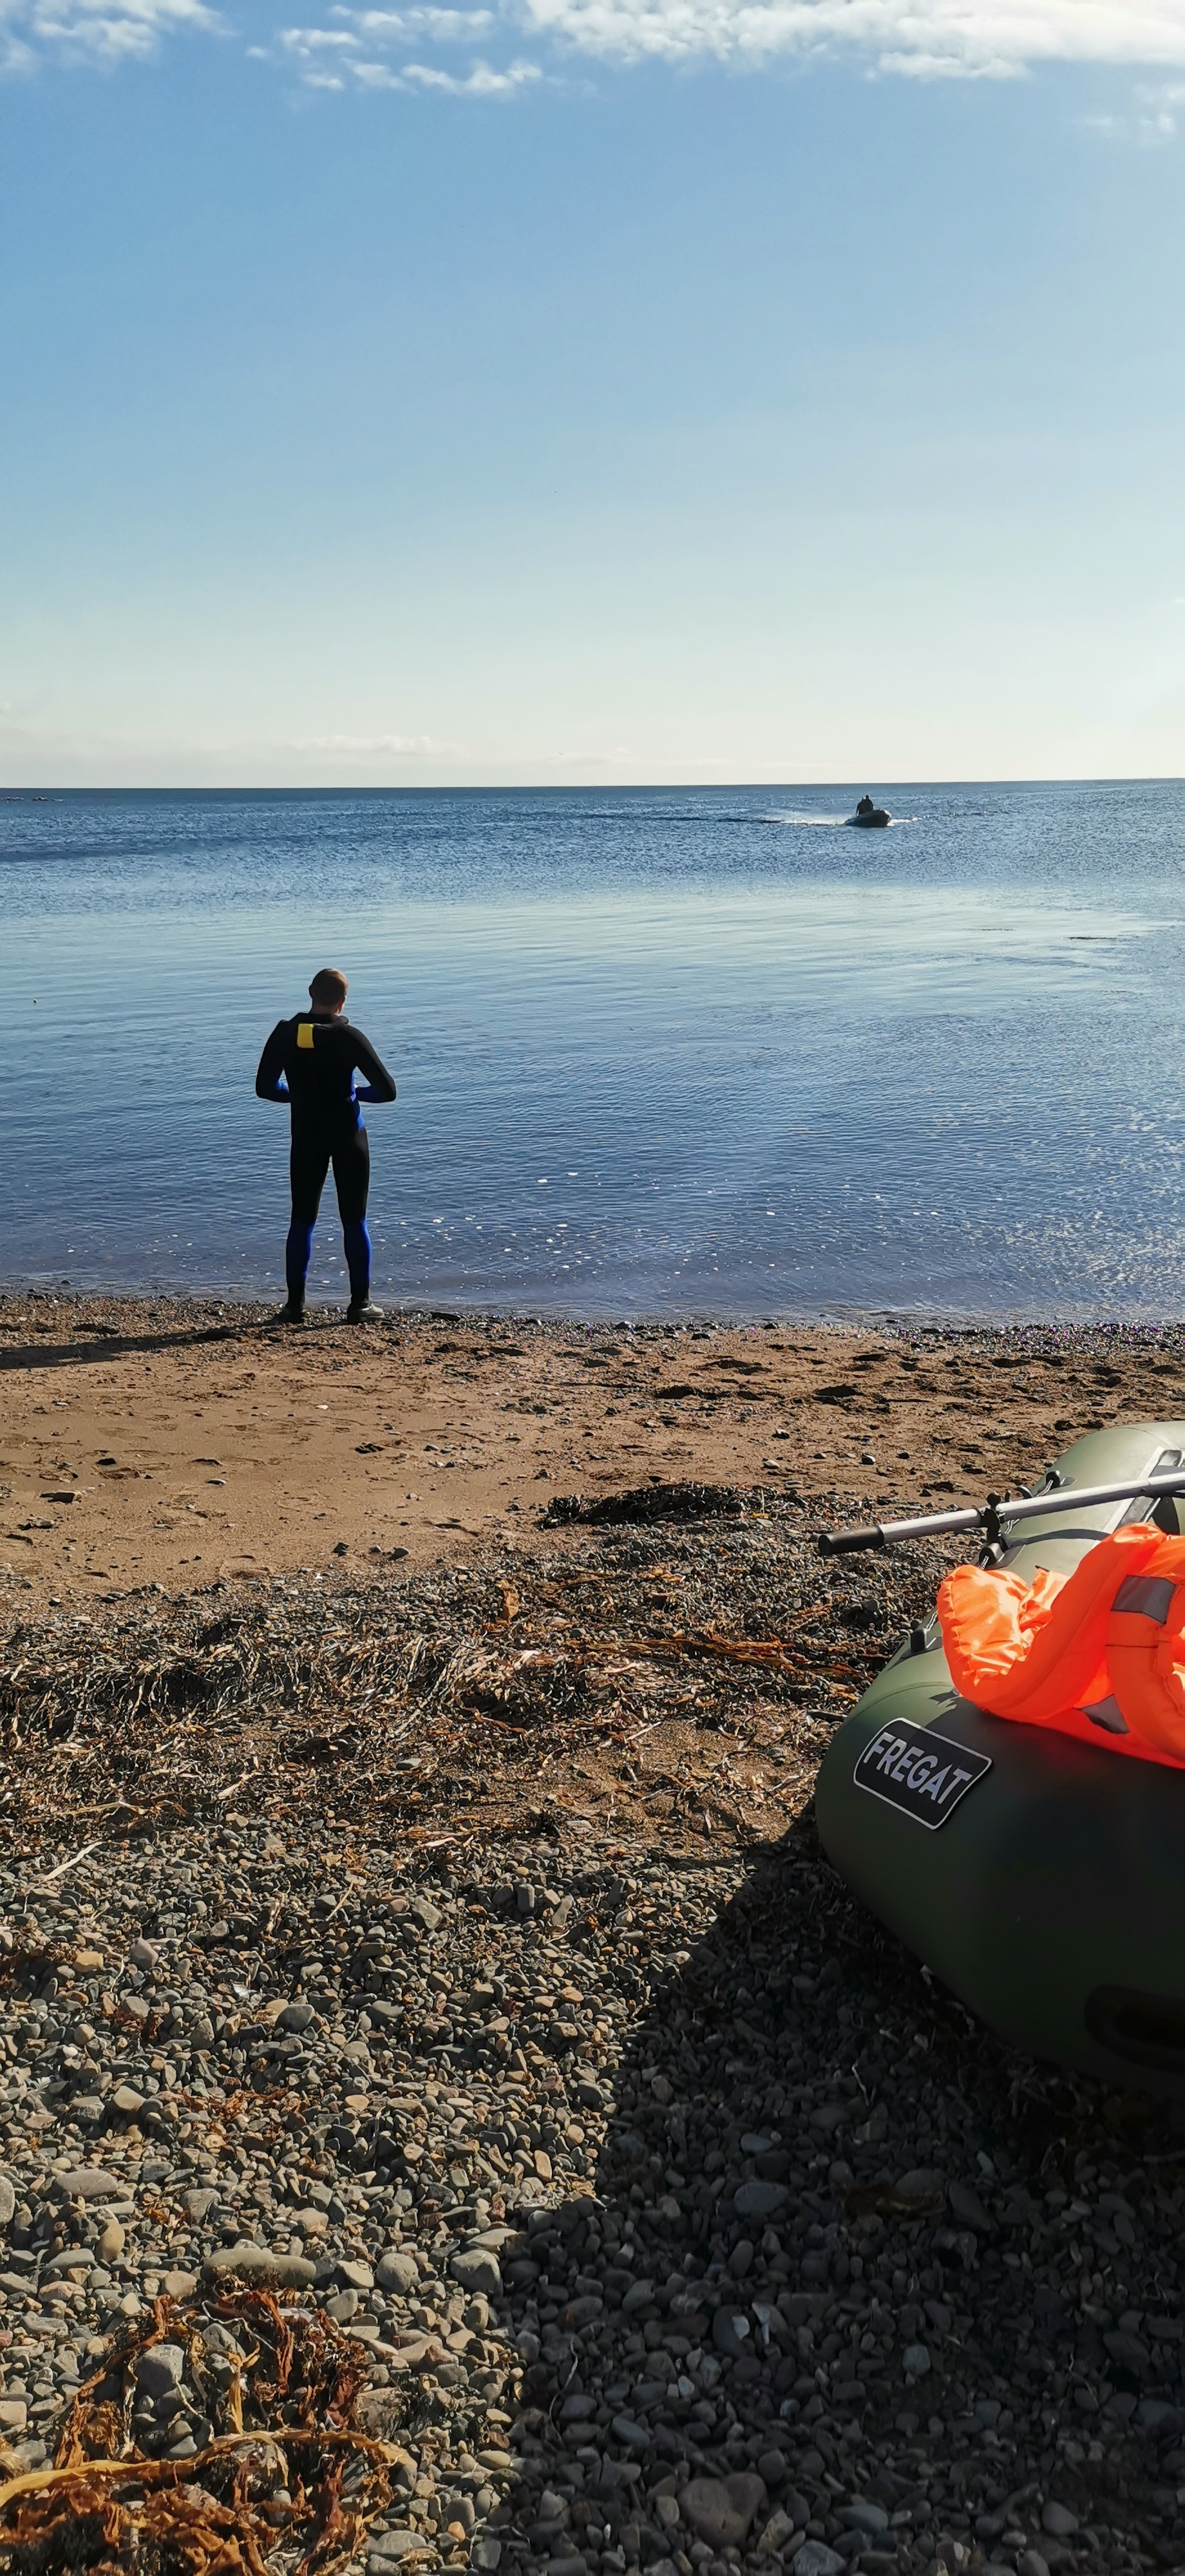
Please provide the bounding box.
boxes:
[815,1423,1185,2094]
[846,795,891,828]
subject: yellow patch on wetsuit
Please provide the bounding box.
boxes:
[297,1021,316,1048]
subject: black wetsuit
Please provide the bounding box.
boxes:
[255,1011,396,1221]
[255,1010,396,1307]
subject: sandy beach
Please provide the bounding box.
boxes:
[1,1293,1176,1615]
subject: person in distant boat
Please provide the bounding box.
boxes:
[855,795,875,816]
[255,968,396,1327]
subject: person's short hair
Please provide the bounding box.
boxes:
[309,968,348,1006]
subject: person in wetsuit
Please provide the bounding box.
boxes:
[255,967,396,1325]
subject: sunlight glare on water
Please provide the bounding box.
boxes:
[0,779,1181,1318]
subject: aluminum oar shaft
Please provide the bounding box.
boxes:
[819,1468,1185,1557]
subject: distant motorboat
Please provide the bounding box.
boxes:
[846,794,891,828]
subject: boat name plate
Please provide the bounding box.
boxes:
[854,1722,991,1830]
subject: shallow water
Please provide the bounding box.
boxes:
[2,780,1182,1318]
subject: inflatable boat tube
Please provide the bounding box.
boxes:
[815,1422,1185,2093]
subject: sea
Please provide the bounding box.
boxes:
[2,780,1183,1323]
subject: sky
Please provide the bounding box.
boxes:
[5,2,1185,783]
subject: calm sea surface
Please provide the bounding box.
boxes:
[2,782,1182,1320]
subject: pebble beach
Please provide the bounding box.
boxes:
[3,1297,1185,2576]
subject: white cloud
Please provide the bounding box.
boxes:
[401,49,537,81]
[269,0,1185,86]
[1083,75,1185,137]
[274,5,533,81]
[280,21,359,42]
[513,0,1185,76]
[271,1,514,79]
[292,731,469,753]
[290,0,1185,95]
[1,0,214,68]
[336,5,495,38]
[12,0,1185,93]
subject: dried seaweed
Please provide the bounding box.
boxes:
[539,1480,781,1528]
[0,2289,396,2576]
[0,1509,948,1854]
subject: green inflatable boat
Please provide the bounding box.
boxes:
[815,1422,1185,2095]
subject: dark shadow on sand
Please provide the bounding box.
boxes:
[0,1312,378,1374]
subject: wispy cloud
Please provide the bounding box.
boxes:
[274,9,533,82]
[1083,75,1185,138]
[12,0,1185,92]
[401,50,538,82]
[341,5,495,39]
[290,731,469,753]
[264,0,1185,89]
[515,0,1185,77]
[1,0,214,71]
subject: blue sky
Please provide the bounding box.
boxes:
[5,3,1185,782]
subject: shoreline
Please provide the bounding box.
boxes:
[9,1284,1185,1334]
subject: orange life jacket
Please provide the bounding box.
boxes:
[936,1526,1185,1766]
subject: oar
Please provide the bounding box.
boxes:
[819,1469,1185,1557]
